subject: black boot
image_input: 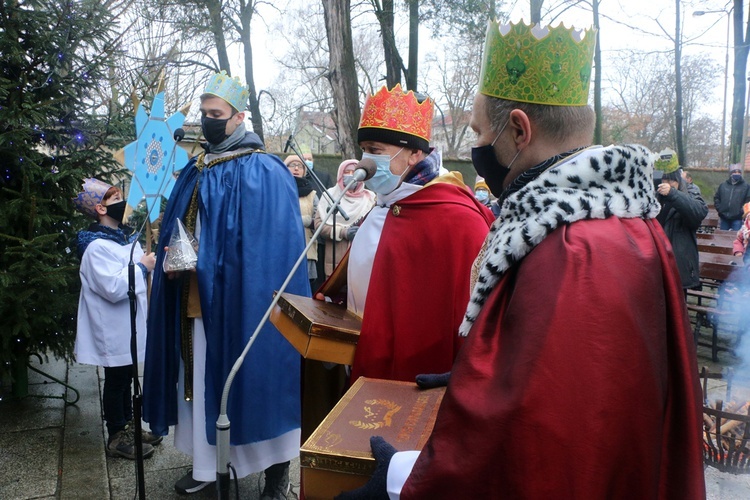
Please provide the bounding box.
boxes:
[260,461,290,500]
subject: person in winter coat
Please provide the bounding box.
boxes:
[654,151,708,292]
[732,202,750,264]
[681,170,702,197]
[714,164,750,230]
[474,176,500,217]
[314,159,376,279]
[286,154,320,287]
[72,178,160,460]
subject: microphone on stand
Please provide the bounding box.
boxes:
[214,159,376,499]
[283,134,293,153]
[174,127,186,143]
[350,158,377,183]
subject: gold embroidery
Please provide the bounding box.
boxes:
[348,399,402,430]
[392,205,401,216]
[470,234,492,294]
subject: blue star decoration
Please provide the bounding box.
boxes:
[122,91,189,222]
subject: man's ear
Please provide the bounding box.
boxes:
[407,148,425,167]
[95,203,107,217]
[233,111,246,124]
[508,109,532,150]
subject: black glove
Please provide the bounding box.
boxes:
[346,225,359,240]
[334,436,396,500]
[415,371,451,389]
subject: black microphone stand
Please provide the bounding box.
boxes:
[127,244,146,500]
[285,139,349,278]
[126,128,185,499]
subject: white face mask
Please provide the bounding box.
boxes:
[363,148,405,195]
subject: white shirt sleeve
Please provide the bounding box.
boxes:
[81,240,145,303]
[387,450,421,500]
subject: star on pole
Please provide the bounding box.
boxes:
[121,92,190,222]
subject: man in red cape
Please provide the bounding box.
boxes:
[303,85,493,446]
[337,20,705,500]
[345,84,494,384]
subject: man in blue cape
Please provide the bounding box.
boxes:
[143,71,309,498]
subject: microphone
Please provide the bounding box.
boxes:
[351,158,377,182]
[173,128,185,142]
[284,134,293,153]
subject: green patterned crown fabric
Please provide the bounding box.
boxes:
[203,70,249,112]
[654,148,679,173]
[479,20,597,106]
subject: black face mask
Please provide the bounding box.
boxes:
[471,144,511,197]
[201,116,230,145]
[104,200,127,224]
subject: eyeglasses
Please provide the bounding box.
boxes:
[287,163,304,170]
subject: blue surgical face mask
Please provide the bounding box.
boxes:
[363,148,405,195]
[305,160,314,170]
[475,189,489,202]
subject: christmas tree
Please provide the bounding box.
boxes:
[0,0,123,385]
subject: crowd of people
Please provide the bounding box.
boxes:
[68,17,731,500]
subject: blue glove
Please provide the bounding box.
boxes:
[415,371,451,389]
[334,436,396,500]
[346,225,359,240]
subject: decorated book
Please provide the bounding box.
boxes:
[301,377,446,499]
[270,292,361,365]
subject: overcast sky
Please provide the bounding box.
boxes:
[244,0,733,116]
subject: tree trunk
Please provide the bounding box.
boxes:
[674,0,686,166]
[206,0,231,72]
[373,0,404,88]
[592,0,602,145]
[240,3,264,142]
[530,0,543,24]
[322,0,361,158]
[730,0,750,165]
[406,0,418,91]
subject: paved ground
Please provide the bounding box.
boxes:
[0,357,300,499]
[1,332,749,499]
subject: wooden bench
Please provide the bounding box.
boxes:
[686,303,736,361]
[699,252,743,282]
[699,208,719,232]
[689,251,747,361]
[686,288,719,304]
[698,242,734,255]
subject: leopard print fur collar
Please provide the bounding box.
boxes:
[459,144,660,336]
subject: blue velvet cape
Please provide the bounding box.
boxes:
[143,149,310,445]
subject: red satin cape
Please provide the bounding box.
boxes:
[401,217,706,499]
[349,182,494,383]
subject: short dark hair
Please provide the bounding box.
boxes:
[484,96,595,144]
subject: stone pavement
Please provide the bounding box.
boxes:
[1,348,749,499]
[0,356,300,499]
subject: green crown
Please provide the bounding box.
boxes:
[203,70,249,112]
[479,20,597,106]
[654,148,679,173]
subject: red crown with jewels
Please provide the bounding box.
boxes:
[359,84,433,142]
